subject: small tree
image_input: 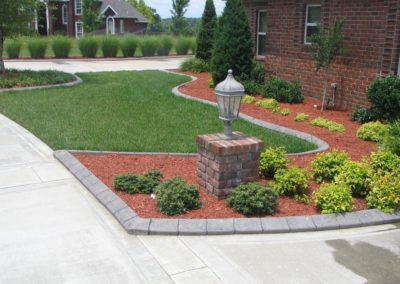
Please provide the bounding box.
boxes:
[170,0,190,35]
[210,0,253,84]
[196,0,217,62]
[0,0,39,74]
[310,20,344,111]
[83,0,101,33]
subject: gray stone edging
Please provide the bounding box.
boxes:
[54,150,400,236]
[0,74,83,93]
[169,71,329,156]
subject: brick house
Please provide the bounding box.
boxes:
[242,0,400,108]
[35,0,148,38]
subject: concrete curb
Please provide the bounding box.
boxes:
[55,150,400,235]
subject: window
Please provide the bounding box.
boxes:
[75,0,82,16]
[106,17,115,35]
[304,5,321,44]
[75,22,83,38]
[62,4,68,24]
[120,20,124,34]
[257,10,267,56]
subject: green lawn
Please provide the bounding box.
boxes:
[0,71,316,153]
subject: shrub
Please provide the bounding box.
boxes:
[261,77,304,103]
[351,106,375,124]
[255,98,279,109]
[335,161,370,197]
[273,107,291,116]
[175,37,192,55]
[196,0,218,61]
[78,37,99,58]
[0,69,75,88]
[208,79,215,88]
[369,150,400,175]
[120,36,138,57]
[227,183,278,215]
[101,36,119,58]
[295,113,309,122]
[366,76,400,122]
[180,58,210,73]
[273,167,309,198]
[242,80,262,96]
[155,177,201,216]
[382,120,400,155]
[310,117,345,133]
[366,173,400,213]
[27,37,48,59]
[113,169,163,194]
[356,121,388,142]
[140,36,160,57]
[157,35,174,56]
[250,61,265,84]
[5,39,22,59]
[312,150,348,183]
[51,36,72,58]
[314,183,354,214]
[242,95,256,104]
[259,147,289,178]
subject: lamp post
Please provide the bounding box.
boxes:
[215,70,245,138]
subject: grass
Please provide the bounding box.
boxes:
[0,71,316,153]
[0,69,76,88]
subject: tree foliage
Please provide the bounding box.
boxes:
[170,0,190,35]
[131,0,154,22]
[83,0,101,33]
[196,0,217,62]
[210,0,253,84]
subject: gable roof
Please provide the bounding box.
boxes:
[100,0,149,23]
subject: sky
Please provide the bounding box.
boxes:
[145,0,226,19]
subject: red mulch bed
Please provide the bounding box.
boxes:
[74,71,373,219]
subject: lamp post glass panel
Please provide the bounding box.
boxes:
[215,70,245,138]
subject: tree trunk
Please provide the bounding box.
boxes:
[0,30,5,75]
[320,68,330,111]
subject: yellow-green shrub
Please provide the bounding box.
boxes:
[259,147,289,178]
[369,150,400,176]
[356,121,388,142]
[314,183,354,214]
[255,98,279,109]
[312,150,348,183]
[366,172,400,213]
[272,167,309,201]
[335,161,370,197]
[311,117,345,133]
[242,95,256,104]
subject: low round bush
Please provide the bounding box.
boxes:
[273,167,309,197]
[312,150,348,183]
[140,36,160,57]
[259,147,289,178]
[78,37,99,58]
[261,77,303,103]
[255,98,279,109]
[242,80,262,96]
[382,120,400,155]
[335,161,370,197]
[366,172,400,213]
[241,95,256,104]
[114,169,163,194]
[120,36,138,57]
[356,121,388,142]
[27,37,48,59]
[369,150,400,176]
[101,36,119,58]
[51,36,73,58]
[155,177,201,216]
[310,117,345,133]
[250,61,265,84]
[5,39,22,59]
[175,37,192,55]
[227,183,278,215]
[314,183,354,214]
[295,113,309,122]
[180,58,210,73]
[157,35,174,56]
[351,106,375,124]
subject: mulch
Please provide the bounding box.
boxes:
[74,71,374,219]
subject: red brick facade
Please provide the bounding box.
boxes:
[243,0,400,109]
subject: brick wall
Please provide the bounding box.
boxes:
[243,0,400,109]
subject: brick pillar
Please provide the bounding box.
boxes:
[196,132,264,199]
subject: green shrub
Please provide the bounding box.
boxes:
[242,95,256,104]
[0,69,75,88]
[101,36,119,58]
[335,161,370,197]
[255,98,279,109]
[208,79,215,88]
[312,150,349,183]
[157,35,174,56]
[175,37,192,55]
[382,120,400,155]
[273,107,291,116]
[273,167,309,198]
[351,106,374,124]
[180,58,210,72]
[155,177,201,216]
[227,183,278,215]
[195,0,218,61]
[314,183,354,214]
[259,147,289,178]
[250,61,265,84]
[295,113,309,122]
[51,36,72,58]
[356,121,388,142]
[27,37,48,59]
[140,36,160,57]
[369,150,400,175]
[366,76,400,122]
[261,77,304,103]
[366,173,400,213]
[113,169,163,194]
[120,36,138,57]
[242,80,262,96]
[78,37,99,58]
[5,39,22,59]
[310,117,345,133]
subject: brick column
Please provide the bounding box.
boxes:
[196,132,264,199]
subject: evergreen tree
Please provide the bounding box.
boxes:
[83,0,101,33]
[211,0,253,84]
[196,0,217,62]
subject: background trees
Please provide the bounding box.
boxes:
[170,0,190,35]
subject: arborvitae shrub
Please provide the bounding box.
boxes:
[196,0,217,62]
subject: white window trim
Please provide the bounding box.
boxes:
[304,4,321,45]
[256,10,267,57]
[62,4,68,25]
[75,0,82,16]
[106,16,115,35]
[75,21,84,38]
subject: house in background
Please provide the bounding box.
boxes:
[243,0,400,109]
[35,0,149,38]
